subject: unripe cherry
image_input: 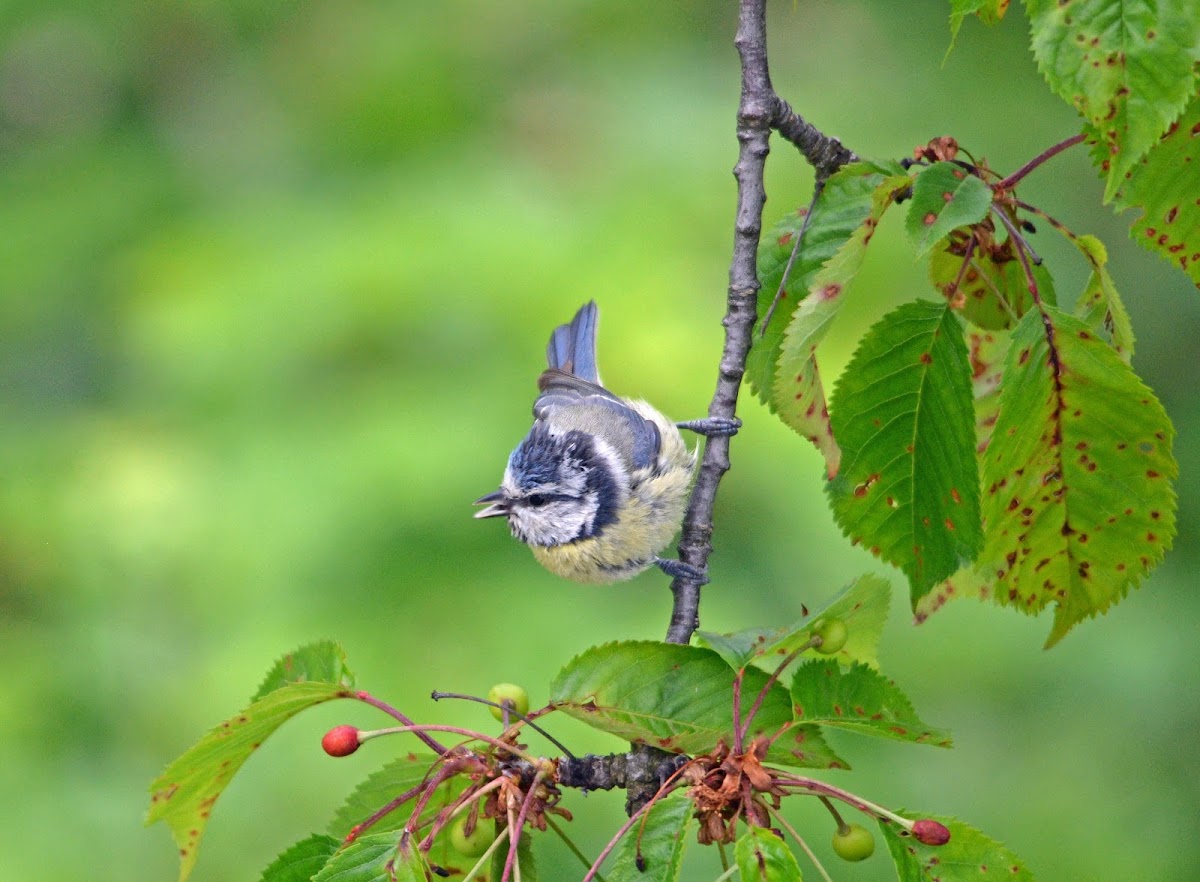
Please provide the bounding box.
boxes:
[831,822,875,861]
[813,617,848,654]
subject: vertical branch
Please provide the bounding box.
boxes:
[665,0,774,644]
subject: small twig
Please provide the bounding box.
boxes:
[343,783,424,844]
[996,132,1086,191]
[770,95,857,183]
[992,208,1041,301]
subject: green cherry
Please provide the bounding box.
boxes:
[831,823,875,861]
[487,683,530,722]
[449,816,492,856]
[813,617,848,654]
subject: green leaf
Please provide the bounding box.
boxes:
[790,660,952,747]
[607,793,692,882]
[828,301,982,606]
[1071,235,1134,361]
[549,641,846,769]
[259,834,340,882]
[748,161,908,412]
[1027,0,1200,198]
[949,0,1010,45]
[975,305,1177,646]
[148,675,354,882]
[905,163,993,257]
[698,574,891,674]
[928,239,1032,330]
[772,168,910,477]
[253,639,355,702]
[1109,93,1200,287]
[312,831,427,882]
[879,813,1037,881]
[328,752,467,839]
[735,826,803,881]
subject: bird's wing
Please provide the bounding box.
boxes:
[534,369,661,471]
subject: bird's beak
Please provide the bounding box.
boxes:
[473,490,509,519]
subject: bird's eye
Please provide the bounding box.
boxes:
[527,493,548,507]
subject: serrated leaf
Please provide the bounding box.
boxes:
[148,678,354,881]
[772,169,910,477]
[549,641,846,769]
[879,813,1037,882]
[1072,235,1134,361]
[253,640,355,702]
[1109,93,1200,287]
[790,660,952,747]
[259,834,340,882]
[735,826,803,881]
[328,752,467,839]
[905,163,993,257]
[949,0,1010,49]
[928,239,1032,330]
[975,305,1177,646]
[828,301,982,606]
[607,793,692,882]
[1027,0,1200,199]
[697,573,891,673]
[748,161,908,412]
[313,831,427,882]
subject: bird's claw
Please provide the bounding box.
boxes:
[676,416,742,438]
[654,557,709,585]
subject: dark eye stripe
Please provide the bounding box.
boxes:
[524,492,571,507]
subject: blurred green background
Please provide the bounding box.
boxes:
[2,1,1197,880]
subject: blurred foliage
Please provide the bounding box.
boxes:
[0,1,1197,881]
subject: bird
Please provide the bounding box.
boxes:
[474,301,738,584]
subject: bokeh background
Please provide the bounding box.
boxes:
[2,1,1197,880]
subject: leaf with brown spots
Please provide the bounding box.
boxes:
[770,166,910,477]
[548,641,845,769]
[905,162,994,257]
[975,304,1177,647]
[878,813,1037,882]
[828,301,983,607]
[735,826,803,882]
[948,0,1011,52]
[147,679,355,881]
[1107,93,1200,288]
[697,573,891,671]
[790,660,952,748]
[1027,0,1199,199]
[968,328,1009,453]
[1071,235,1135,361]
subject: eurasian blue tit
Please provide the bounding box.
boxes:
[474,302,735,584]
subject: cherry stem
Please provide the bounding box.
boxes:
[461,826,510,882]
[546,816,606,882]
[404,758,474,836]
[997,132,1086,191]
[419,776,506,851]
[818,795,850,833]
[773,774,914,829]
[431,692,576,760]
[737,639,818,743]
[344,782,424,844]
[581,797,655,882]
[501,769,547,882]
[731,669,745,753]
[768,804,835,882]
[364,724,538,763]
[354,690,447,753]
[948,232,979,301]
[992,208,1041,302]
[758,185,824,338]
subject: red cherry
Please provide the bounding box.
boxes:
[321,725,361,757]
[912,819,951,845]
